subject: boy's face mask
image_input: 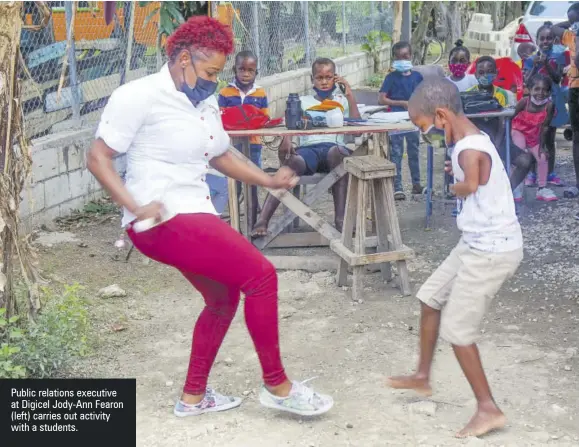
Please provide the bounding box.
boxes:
[313,86,334,100]
[392,60,413,72]
[477,73,497,87]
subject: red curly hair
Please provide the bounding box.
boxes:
[166,16,234,62]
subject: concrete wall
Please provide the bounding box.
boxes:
[21,46,390,226]
[21,129,126,226]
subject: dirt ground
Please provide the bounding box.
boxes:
[34,135,579,447]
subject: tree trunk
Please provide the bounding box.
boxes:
[411,1,435,65]
[392,0,403,43]
[492,1,503,30]
[444,1,462,58]
[0,2,40,319]
[504,1,522,26]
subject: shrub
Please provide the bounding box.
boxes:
[0,310,26,378]
[0,283,90,379]
[361,31,391,74]
[367,73,385,89]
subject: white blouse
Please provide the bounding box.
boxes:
[95,64,231,227]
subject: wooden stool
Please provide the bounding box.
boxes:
[330,155,413,300]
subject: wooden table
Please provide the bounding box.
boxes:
[227,123,416,252]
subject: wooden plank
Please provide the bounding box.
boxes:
[227,176,240,232]
[75,38,121,52]
[227,123,416,138]
[266,255,338,272]
[239,137,253,237]
[372,178,393,282]
[379,132,390,159]
[267,232,386,249]
[44,68,148,112]
[344,155,396,180]
[381,178,412,296]
[331,241,413,266]
[24,108,71,138]
[336,175,357,287]
[352,176,369,301]
[228,145,341,242]
[22,78,60,103]
[298,173,325,185]
[253,163,347,249]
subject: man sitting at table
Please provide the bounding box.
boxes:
[251,58,361,237]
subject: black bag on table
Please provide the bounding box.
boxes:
[460,91,503,115]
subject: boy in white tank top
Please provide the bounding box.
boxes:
[387,78,523,439]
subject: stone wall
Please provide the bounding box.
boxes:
[21,46,390,225]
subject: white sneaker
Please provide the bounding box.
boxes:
[536,188,558,202]
[259,379,333,416]
[173,387,242,417]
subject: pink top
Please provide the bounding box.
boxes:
[511,98,549,148]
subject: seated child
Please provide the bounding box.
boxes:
[379,41,424,200]
[512,75,557,202]
[388,77,523,439]
[212,50,268,222]
[466,56,533,199]
[447,40,478,92]
[252,57,360,236]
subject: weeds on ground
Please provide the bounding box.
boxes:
[0,283,90,379]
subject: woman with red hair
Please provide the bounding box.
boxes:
[87,16,333,418]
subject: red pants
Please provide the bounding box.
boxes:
[127,213,288,395]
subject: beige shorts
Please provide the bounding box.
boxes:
[417,238,523,346]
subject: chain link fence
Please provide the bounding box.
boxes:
[223,1,391,77]
[20,1,392,140]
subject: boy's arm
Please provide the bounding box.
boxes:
[451,149,487,198]
[540,102,555,154]
[378,74,407,108]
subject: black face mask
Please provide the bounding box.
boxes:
[181,53,218,104]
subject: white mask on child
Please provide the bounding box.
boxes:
[531,97,549,106]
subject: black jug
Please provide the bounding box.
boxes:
[285,93,302,130]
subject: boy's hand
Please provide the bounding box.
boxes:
[444,160,454,177]
[267,166,299,190]
[278,144,296,163]
[334,75,352,97]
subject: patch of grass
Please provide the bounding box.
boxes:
[0,284,90,379]
[83,198,118,215]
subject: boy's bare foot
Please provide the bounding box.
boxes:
[251,220,269,238]
[456,407,506,438]
[386,374,432,397]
